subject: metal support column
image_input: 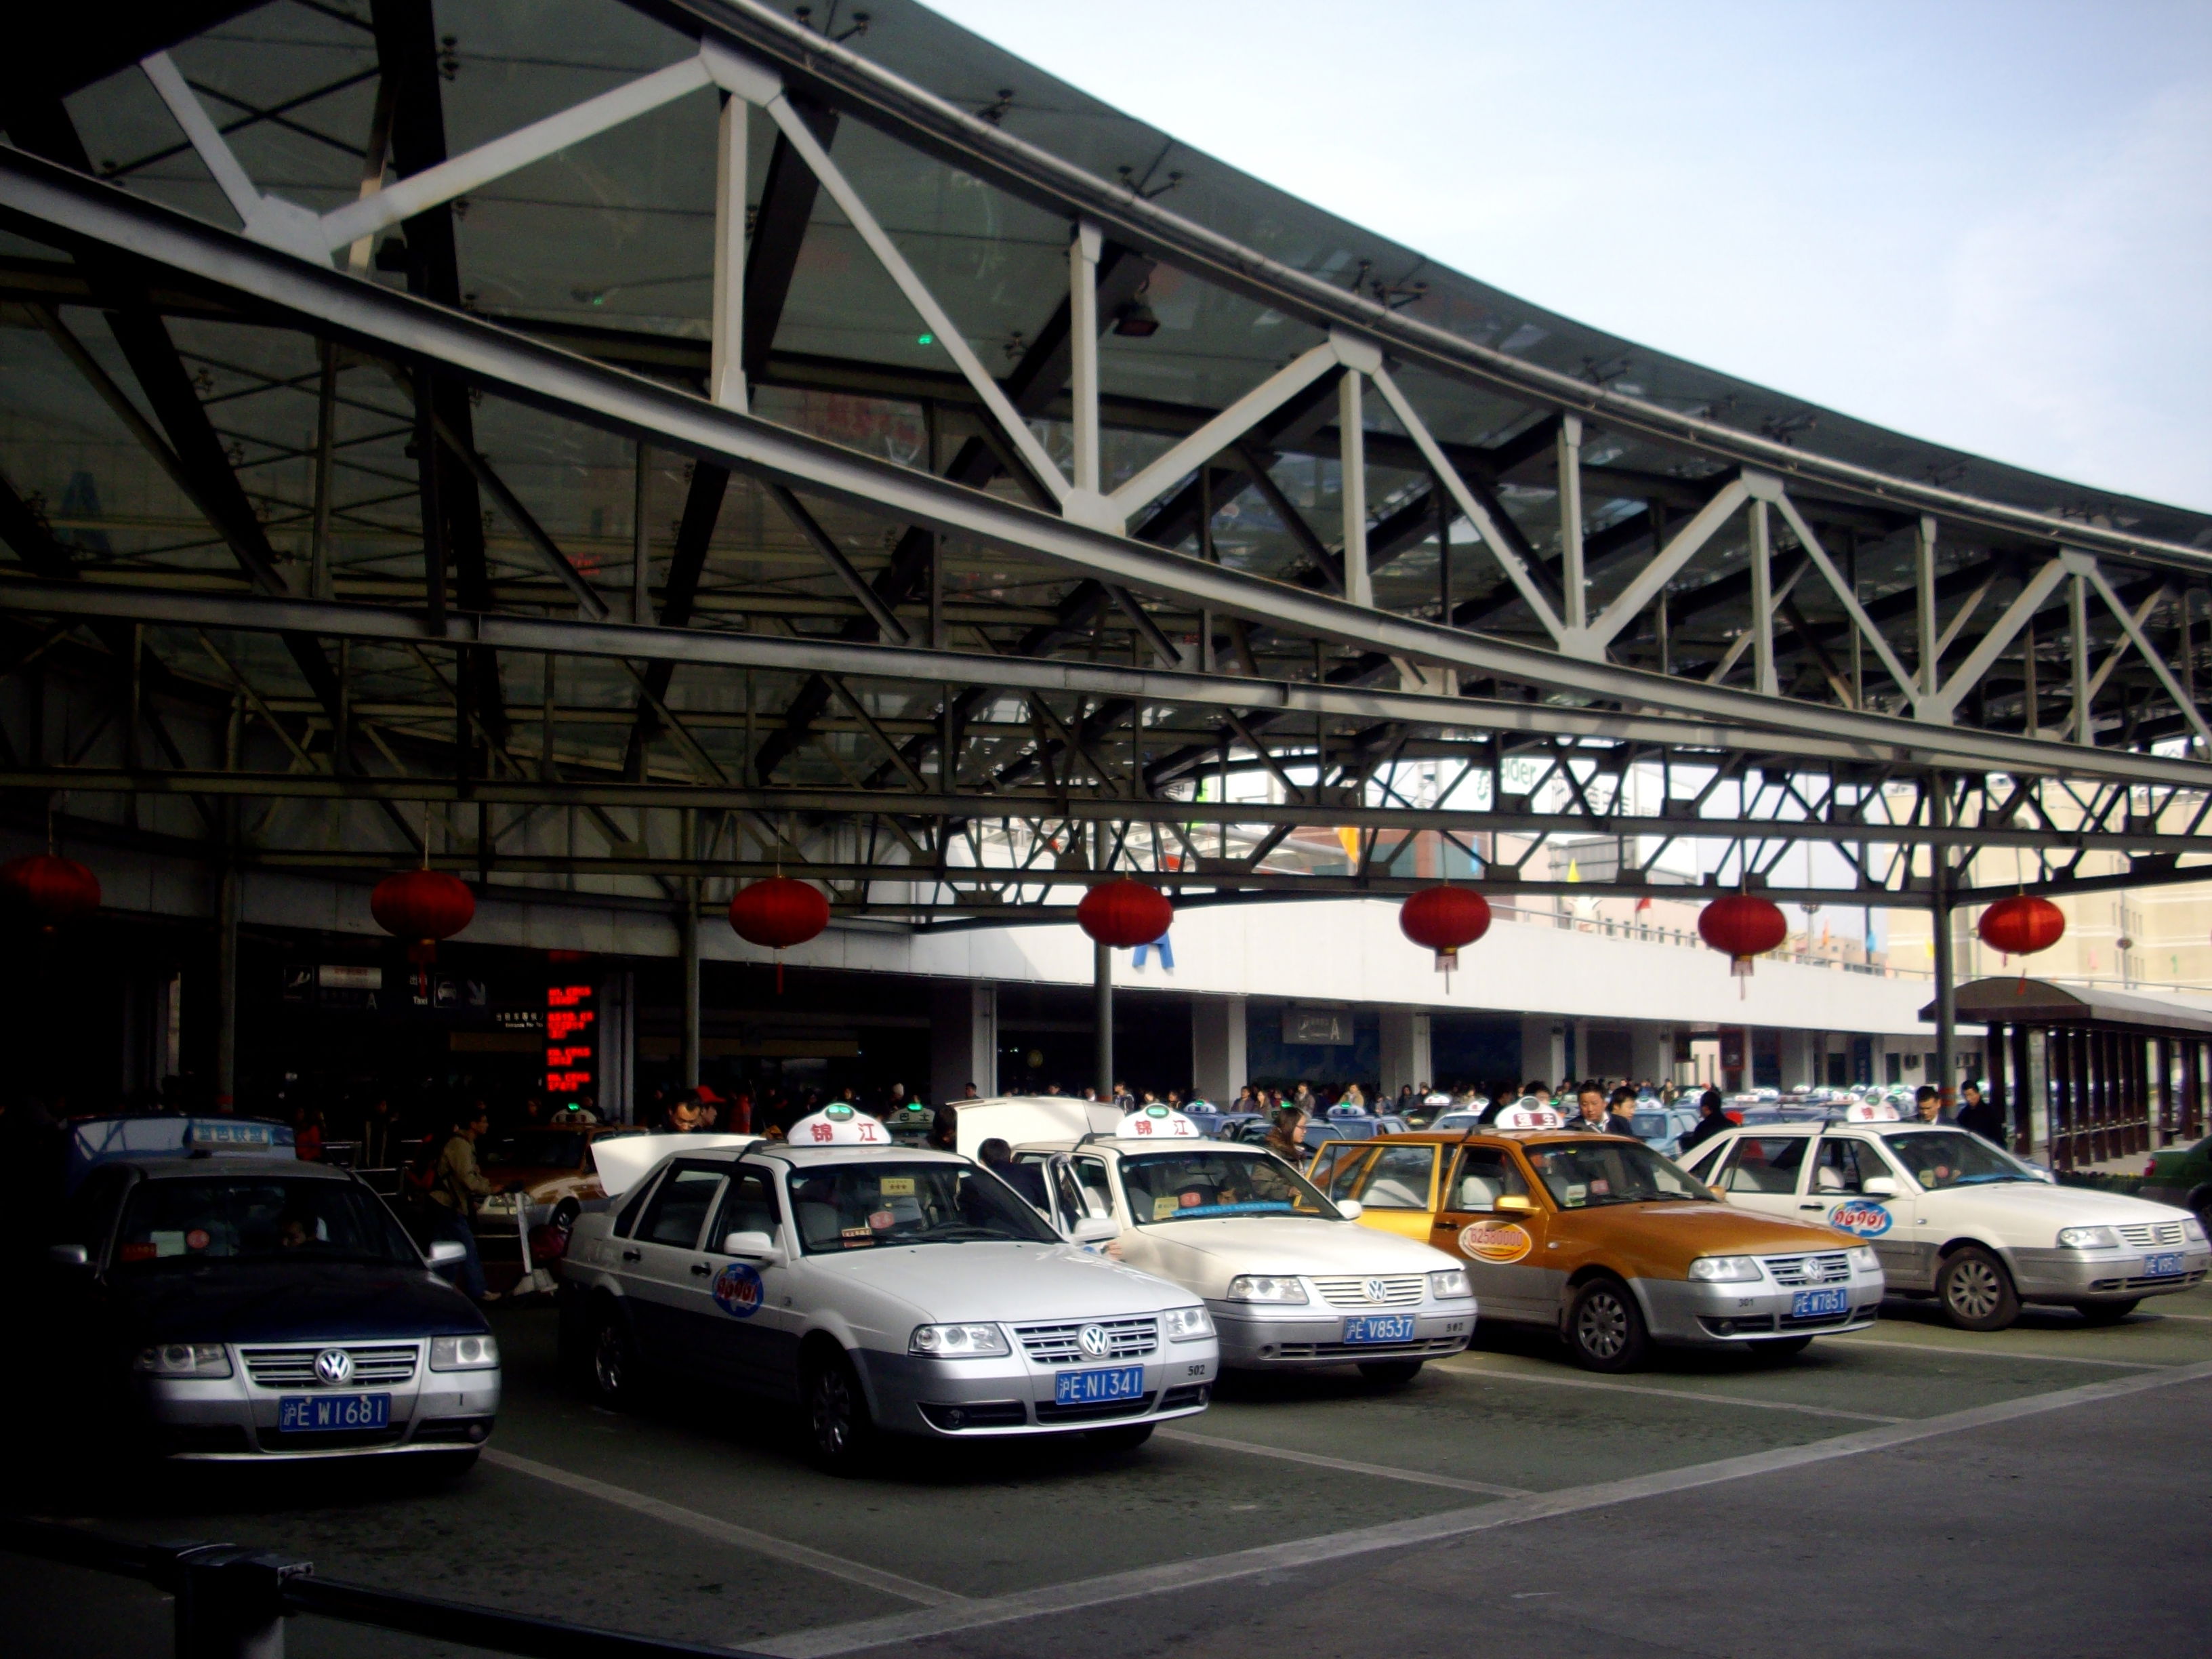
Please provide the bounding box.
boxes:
[1339,369,1370,607]
[1748,497,1776,697]
[679,814,700,1091]
[1558,413,1585,633]
[1069,219,1101,495]
[1929,775,1957,1116]
[709,89,747,412]
[1094,941,1113,1102]
[215,859,240,1109]
[1916,514,1940,708]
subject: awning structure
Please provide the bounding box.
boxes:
[1926,979,2212,1038]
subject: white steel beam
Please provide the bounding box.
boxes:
[1340,369,1370,607]
[1557,414,1586,632]
[1069,220,1102,495]
[709,90,748,412]
[2070,565,2093,745]
[2087,565,2212,750]
[1917,515,1940,701]
[1748,498,1777,697]
[138,53,329,262]
[1928,557,2068,720]
[1585,476,1750,649]
[1766,487,1923,710]
[1107,341,1341,523]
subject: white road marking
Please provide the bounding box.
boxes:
[1437,1357,1904,1423]
[480,1448,964,1607]
[1155,1428,1531,1496]
[2150,1310,2212,1322]
[749,1360,2212,1658]
[1828,1336,2169,1369]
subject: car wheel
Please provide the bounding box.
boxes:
[1567,1277,1650,1372]
[588,1307,639,1409]
[1086,1423,1155,1452]
[1937,1245,2020,1331]
[552,1199,581,1240]
[2076,1298,2139,1325]
[1357,1359,1425,1386]
[803,1350,876,1474]
[1746,1336,1813,1361]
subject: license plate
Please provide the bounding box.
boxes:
[1790,1288,1850,1317]
[278,1392,392,1433]
[2143,1252,2185,1277]
[1054,1366,1145,1406]
[1342,1313,1418,1345]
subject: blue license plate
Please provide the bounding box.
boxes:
[1343,1313,1417,1345]
[1054,1365,1145,1406]
[2143,1252,2185,1277]
[1790,1288,1850,1317]
[278,1393,391,1433]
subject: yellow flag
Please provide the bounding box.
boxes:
[1337,827,1359,862]
[1567,858,1581,883]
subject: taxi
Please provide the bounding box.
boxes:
[558,1105,1218,1469]
[959,1099,1475,1384]
[476,1122,650,1240]
[1675,1103,2211,1330]
[1317,1105,1883,1372]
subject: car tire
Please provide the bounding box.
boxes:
[803,1349,876,1474]
[2076,1298,2139,1325]
[1937,1245,2020,1331]
[1567,1277,1650,1372]
[552,1199,581,1241]
[588,1307,640,1409]
[1357,1359,1425,1386]
[1746,1336,1813,1361]
[1086,1423,1155,1452]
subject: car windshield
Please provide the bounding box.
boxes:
[114,1177,419,1269]
[485,1131,587,1170]
[1120,1150,1338,1223]
[1631,1112,1672,1138]
[1885,1130,2035,1187]
[1526,1141,1715,1209]
[785,1162,1059,1252]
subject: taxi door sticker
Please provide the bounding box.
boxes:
[1826,1200,1893,1237]
[1458,1221,1534,1263]
[712,1261,765,1318]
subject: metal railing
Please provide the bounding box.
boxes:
[1,1517,769,1659]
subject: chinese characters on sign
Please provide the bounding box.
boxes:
[547,981,595,1099]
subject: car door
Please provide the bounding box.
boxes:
[1307,1141,1370,1199]
[694,1162,802,1393]
[1338,1143,1439,1242]
[621,1161,731,1370]
[1704,1134,1811,1221]
[1434,1145,1553,1322]
[1804,1133,1925,1285]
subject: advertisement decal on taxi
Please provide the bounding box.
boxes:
[1826,1200,1893,1237]
[712,1261,765,1317]
[1458,1221,1534,1263]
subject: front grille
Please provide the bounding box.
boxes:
[1761,1252,1852,1287]
[241,1344,419,1387]
[158,1425,252,1456]
[2122,1267,2203,1290]
[1013,1317,1158,1363]
[1272,1336,1464,1360]
[1309,1275,1426,1307]
[1158,1384,1210,1410]
[2116,1222,2186,1247]
[1034,1391,1155,1423]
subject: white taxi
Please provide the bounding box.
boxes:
[958,1099,1476,1383]
[558,1105,1218,1469]
[1676,1103,2211,1329]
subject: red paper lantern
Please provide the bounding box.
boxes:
[1399,886,1491,981]
[371,868,476,968]
[1978,895,2064,960]
[729,878,830,991]
[1077,880,1173,949]
[1699,893,1788,994]
[0,853,101,933]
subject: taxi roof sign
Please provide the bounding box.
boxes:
[1845,1101,1902,1123]
[1492,1103,1567,1130]
[1115,1105,1202,1141]
[790,1104,890,1146]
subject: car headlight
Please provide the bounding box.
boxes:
[1687,1256,1763,1283]
[2057,1226,2121,1250]
[1162,1305,1214,1342]
[2182,1218,2207,1245]
[908,1323,1010,1357]
[1428,1267,1471,1298]
[429,1334,500,1371]
[1847,1246,1880,1274]
[134,1343,231,1377]
[1225,1274,1309,1303]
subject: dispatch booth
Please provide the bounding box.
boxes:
[1933,978,2212,1170]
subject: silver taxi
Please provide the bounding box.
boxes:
[558,1109,1219,1468]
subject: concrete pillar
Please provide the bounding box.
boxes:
[1630,1024,1665,1084]
[1520,1015,1564,1086]
[1191,996,1248,1105]
[598,970,635,1124]
[1571,1019,1590,1083]
[1380,1008,1431,1097]
[214,863,239,1109]
[931,980,997,1103]
[1778,1030,1814,1090]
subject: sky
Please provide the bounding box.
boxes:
[929,0,2212,512]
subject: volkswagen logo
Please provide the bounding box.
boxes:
[1077,1324,1111,1359]
[1365,1278,1389,1304]
[314,1348,354,1386]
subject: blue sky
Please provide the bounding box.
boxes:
[931,1,2212,512]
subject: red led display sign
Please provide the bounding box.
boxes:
[548,982,594,1099]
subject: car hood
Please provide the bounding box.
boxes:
[1912,1181,2196,1228]
[800,1241,1190,1323]
[110,1259,488,1344]
[1120,1216,1449,1294]
[1580,1202,1859,1255]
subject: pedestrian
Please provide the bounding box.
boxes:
[1570,1082,1610,1132]
[1955,1080,2004,1143]
[1603,1087,1639,1139]
[293,1104,325,1162]
[662,1091,702,1134]
[960,1082,981,1101]
[1914,1084,1943,1123]
[1264,1107,1307,1162]
[1677,1088,1732,1155]
[977,1136,1048,1209]
[930,1103,960,1151]
[427,1107,499,1303]
[360,1096,396,1169]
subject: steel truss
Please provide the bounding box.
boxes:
[1,0,2209,947]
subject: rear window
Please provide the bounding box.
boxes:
[114,1178,417,1269]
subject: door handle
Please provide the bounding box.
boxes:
[620,1249,640,1263]
[1799,1203,1824,1210]
[691,1263,712,1277]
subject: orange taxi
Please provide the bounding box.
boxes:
[1309,1109,1885,1370]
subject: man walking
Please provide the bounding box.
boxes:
[428,1107,499,1302]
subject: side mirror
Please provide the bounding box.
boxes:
[1862,1176,1898,1197]
[45,1242,89,1270]
[1069,1215,1120,1246]
[722,1230,783,1263]
[1494,1194,1535,1213]
[1335,1199,1365,1221]
[425,1239,467,1268]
